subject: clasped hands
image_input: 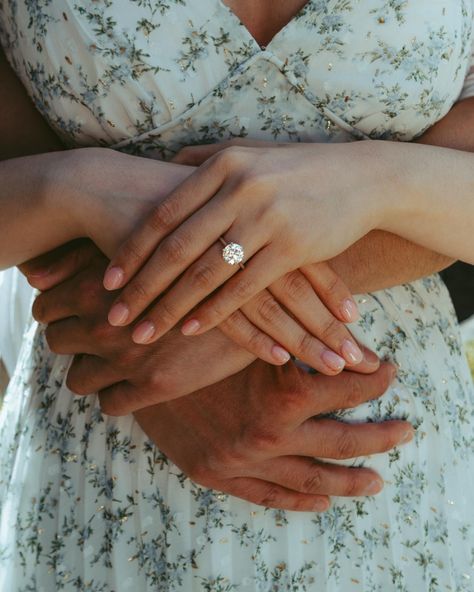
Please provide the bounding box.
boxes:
[21,141,413,511]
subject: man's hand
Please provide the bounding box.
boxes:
[136,360,413,511]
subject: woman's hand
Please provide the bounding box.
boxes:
[103,142,381,364]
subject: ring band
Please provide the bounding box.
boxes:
[220,237,245,269]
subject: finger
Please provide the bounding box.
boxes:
[243,286,355,375]
[45,318,96,355]
[124,229,265,344]
[270,270,364,367]
[107,199,242,335]
[103,154,230,291]
[248,456,384,497]
[218,307,291,365]
[300,263,360,323]
[179,244,291,336]
[171,140,280,166]
[217,476,329,512]
[33,283,78,323]
[21,239,102,291]
[288,418,414,460]
[66,355,123,396]
[281,362,397,426]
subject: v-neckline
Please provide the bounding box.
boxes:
[216,0,313,51]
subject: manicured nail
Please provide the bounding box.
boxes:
[400,429,414,445]
[104,267,124,291]
[322,350,346,371]
[341,298,359,323]
[272,345,291,364]
[108,303,129,326]
[132,321,156,344]
[364,479,383,496]
[181,319,201,336]
[341,340,363,365]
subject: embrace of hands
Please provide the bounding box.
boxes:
[21,139,414,512]
[104,140,380,374]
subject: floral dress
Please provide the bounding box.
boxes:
[1,1,474,590]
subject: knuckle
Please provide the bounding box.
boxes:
[282,272,308,302]
[295,332,317,359]
[159,233,189,265]
[188,262,217,291]
[155,298,178,329]
[242,425,281,452]
[319,316,341,341]
[335,427,358,459]
[255,295,283,324]
[122,237,145,266]
[342,376,364,408]
[301,469,323,494]
[233,277,255,302]
[256,485,281,508]
[215,146,245,170]
[126,278,149,303]
[148,200,180,233]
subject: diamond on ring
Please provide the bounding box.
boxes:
[222,242,245,266]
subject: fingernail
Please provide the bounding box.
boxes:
[364,479,383,496]
[341,340,364,365]
[400,429,414,445]
[272,345,291,364]
[363,347,380,366]
[132,321,156,344]
[341,298,359,323]
[104,267,124,291]
[108,303,129,326]
[181,319,201,336]
[321,350,346,372]
[28,266,52,278]
[313,499,330,512]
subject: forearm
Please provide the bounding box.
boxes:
[0,151,85,269]
[330,231,452,294]
[329,100,474,292]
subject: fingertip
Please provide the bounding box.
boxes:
[103,266,124,291]
[271,345,291,365]
[340,298,360,323]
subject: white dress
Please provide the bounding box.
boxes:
[0,1,473,590]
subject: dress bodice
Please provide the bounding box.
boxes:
[1,0,473,159]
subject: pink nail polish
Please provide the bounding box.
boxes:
[132,321,156,344]
[272,345,291,364]
[104,267,124,291]
[341,340,363,365]
[321,350,346,371]
[108,303,129,326]
[181,319,201,336]
[341,298,359,323]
